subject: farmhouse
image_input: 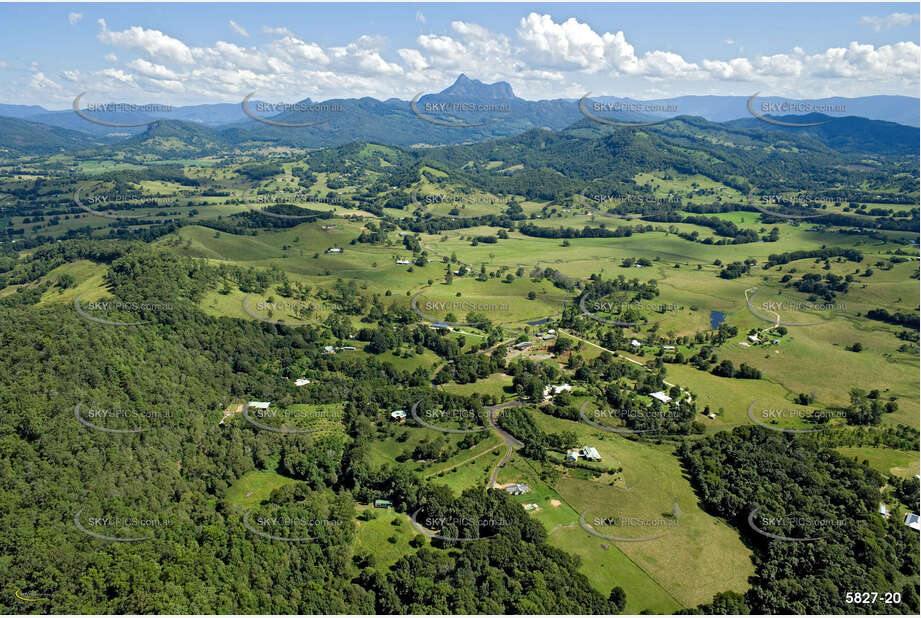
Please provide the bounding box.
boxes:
[294,378,311,387]
[374,499,393,509]
[543,383,573,400]
[565,449,581,461]
[247,401,271,410]
[505,483,531,495]
[396,259,411,265]
[326,248,342,254]
[581,446,601,461]
[878,503,890,518]
[323,345,336,354]
[650,391,672,404]
[748,335,760,343]
[630,339,642,348]
[662,345,676,351]
[430,323,452,330]
[390,410,407,422]
[905,513,921,531]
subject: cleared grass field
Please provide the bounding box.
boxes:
[354,506,426,570]
[836,447,920,479]
[225,470,301,510]
[529,409,755,609]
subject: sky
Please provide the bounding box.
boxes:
[0,2,918,108]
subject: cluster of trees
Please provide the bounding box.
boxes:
[866,308,919,330]
[643,212,761,244]
[680,426,919,614]
[789,272,850,302]
[764,247,863,268]
[718,259,755,279]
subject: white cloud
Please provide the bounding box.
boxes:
[68,12,83,26]
[127,58,179,80]
[229,20,250,37]
[27,12,916,105]
[859,13,919,32]
[517,13,608,71]
[97,18,195,64]
[30,72,61,90]
[398,48,428,71]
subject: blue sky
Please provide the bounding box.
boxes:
[0,2,918,106]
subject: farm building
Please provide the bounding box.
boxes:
[630,339,642,348]
[650,391,672,404]
[390,410,407,422]
[294,378,311,387]
[505,483,531,495]
[326,248,342,254]
[374,499,393,509]
[247,401,271,410]
[543,383,573,400]
[565,449,581,461]
[581,446,602,461]
[514,341,533,349]
[905,513,921,531]
[879,503,890,518]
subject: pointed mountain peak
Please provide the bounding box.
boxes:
[438,74,517,100]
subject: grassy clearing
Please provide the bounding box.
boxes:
[354,506,426,570]
[225,470,301,510]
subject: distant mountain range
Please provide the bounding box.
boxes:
[0,75,917,157]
